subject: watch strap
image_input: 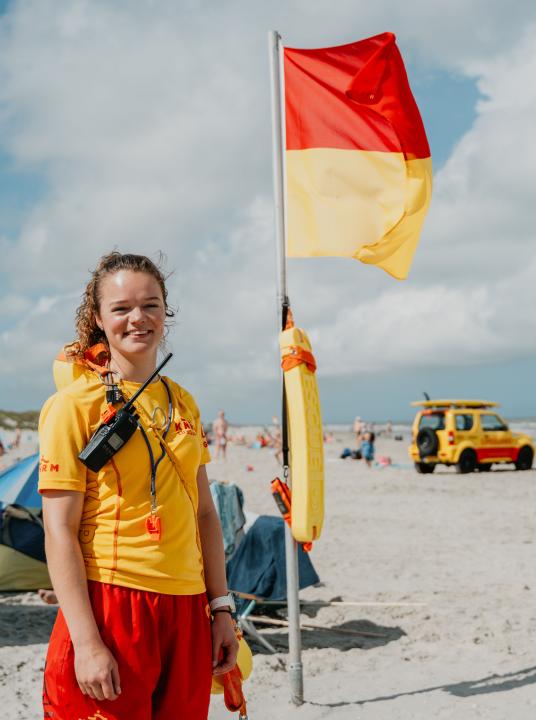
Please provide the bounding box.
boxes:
[209,594,235,612]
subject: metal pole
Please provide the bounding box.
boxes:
[268,29,304,706]
[269,30,288,313]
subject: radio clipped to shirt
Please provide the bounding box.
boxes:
[78,353,173,472]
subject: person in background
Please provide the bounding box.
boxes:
[353,416,363,450]
[269,417,283,464]
[361,428,375,467]
[213,410,229,460]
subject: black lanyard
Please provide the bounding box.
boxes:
[136,378,173,512]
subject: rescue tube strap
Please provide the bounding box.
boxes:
[83,343,109,363]
[221,624,248,716]
[284,307,295,330]
[56,343,111,376]
[281,346,317,373]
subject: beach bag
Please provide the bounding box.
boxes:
[0,503,46,562]
[0,503,51,590]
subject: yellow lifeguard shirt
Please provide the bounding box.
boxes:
[38,372,211,595]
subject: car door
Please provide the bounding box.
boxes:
[479,413,513,460]
[453,412,478,446]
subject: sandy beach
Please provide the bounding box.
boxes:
[1,431,536,719]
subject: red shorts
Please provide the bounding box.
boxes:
[43,581,212,720]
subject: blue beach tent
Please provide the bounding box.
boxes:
[0,453,50,590]
[0,453,41,508]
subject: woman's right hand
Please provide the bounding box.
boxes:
[74,639,121,701]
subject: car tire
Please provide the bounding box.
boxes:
[416,428,439,458]
[415,462,436,474]
[478,463,492,472]
[456,449,476,474]
[515,446,534,471]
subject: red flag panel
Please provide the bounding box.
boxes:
[284,32,430,159]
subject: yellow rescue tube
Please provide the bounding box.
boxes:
[211,635,253,694]
[279,326,324,543]
[52,357,87,391]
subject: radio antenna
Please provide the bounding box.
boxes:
[123,353,173,412]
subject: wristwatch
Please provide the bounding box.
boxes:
[209,593,236,613]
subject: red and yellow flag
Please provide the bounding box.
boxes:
[284,32,432,279]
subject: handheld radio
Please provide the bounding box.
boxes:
[78,353,173,472]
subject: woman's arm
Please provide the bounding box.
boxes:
[42,490,121,702]
[196,465,239,675]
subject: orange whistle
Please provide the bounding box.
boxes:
[146,515,162,541]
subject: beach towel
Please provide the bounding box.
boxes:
[210,482,246,559]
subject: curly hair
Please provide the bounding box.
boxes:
[68,252,175,360]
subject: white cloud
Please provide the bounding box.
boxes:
[1,1,536,416]
[312,259,536,375]
[0,293,31,317]
[0,292,78,375]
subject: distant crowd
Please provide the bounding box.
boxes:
[205,411,397,469]
[205,411,283,463]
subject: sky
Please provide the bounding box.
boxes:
[1,0,536,424]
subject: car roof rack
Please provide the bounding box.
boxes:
[410,399,499,409]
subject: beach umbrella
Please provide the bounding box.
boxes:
[0,453,41,508]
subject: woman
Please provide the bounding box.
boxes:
[212,410,229,461]
[39,252,238,719]
[352,416,363,450]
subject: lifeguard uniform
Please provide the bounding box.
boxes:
[38,371,212,719]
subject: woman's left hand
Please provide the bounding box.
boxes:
[211,612,240,676]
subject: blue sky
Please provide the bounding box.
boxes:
[0,151,45,240]
[1,1,535,424]
[412,71,480,170]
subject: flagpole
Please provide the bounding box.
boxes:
[268,29,304,706]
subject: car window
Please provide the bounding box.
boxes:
[455,414,474,431]
[419,413,445,430]
[480,414,508,431]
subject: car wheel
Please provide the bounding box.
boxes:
[456,449,476,474]
[416,428,439,458]
[515,446,534,471]
[478,463,492,472]
[415,462,436,474]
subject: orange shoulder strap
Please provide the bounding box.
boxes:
[55,343,110,376]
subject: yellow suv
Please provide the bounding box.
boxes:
[408,400,534,474]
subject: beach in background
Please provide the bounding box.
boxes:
[1,423,536,718]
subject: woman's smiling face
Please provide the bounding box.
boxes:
[96,270,166,360]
